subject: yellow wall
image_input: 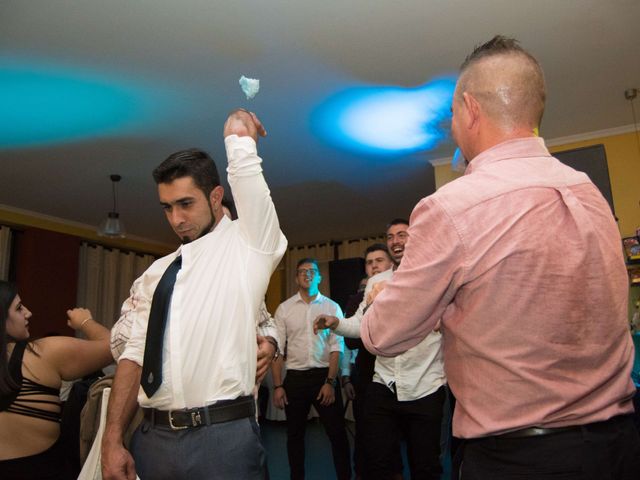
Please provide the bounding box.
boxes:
[548,132,640,239]
[434,131,640,238]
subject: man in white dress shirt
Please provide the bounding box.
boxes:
[101,110,287,480]
[272,258,351,480]
[315,219,446,479]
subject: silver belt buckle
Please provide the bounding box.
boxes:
[168,410,189,430]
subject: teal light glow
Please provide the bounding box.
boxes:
[312,77,456,155]
[0,60,152,149]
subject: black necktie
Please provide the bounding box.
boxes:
[141,255,182,397]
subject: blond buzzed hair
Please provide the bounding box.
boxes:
[457,36,546,131]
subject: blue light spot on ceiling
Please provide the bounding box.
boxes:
[0,60,155,149]
[312,77,456,155]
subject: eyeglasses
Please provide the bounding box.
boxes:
[297,268,319,276]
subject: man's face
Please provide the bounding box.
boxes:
[158,176,216,243]
[386,223,409,264]
[365,249,393,277]
[296,262,321,292]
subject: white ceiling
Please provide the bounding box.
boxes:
[1,0,639,248]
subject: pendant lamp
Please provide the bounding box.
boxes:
[97,174,126,238]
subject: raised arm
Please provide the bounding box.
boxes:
[223,109,286,257]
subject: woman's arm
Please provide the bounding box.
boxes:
[37,308,113,381]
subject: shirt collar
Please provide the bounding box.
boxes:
[465,137,550,175]
[174,215,232,256]
[295,291,324,304]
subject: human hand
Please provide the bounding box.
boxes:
[256,335,275,383]
[101,439,137,480]
[223,109,267,143]
[317,383,336,406]
[313,315,340,334]
[66,308,93,330]
[366,281,387,305]
[273,386,288,409]
[343,381,356,401]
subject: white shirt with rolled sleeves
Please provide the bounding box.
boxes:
[111,291,278,362]
[274,292,347,373]
[118,134,287,410]
[336,269,445,402]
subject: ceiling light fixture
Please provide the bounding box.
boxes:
[97,174,126,238]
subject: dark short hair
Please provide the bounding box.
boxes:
[386,218,409,231]
[296,258,319,270]
[364,243,391,259]
[460,35,539,72]
[152,148,220,198]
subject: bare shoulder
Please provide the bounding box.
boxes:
[20,339,61,387]
[32,336,69,356]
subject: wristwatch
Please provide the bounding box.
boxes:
[325,377,337,387]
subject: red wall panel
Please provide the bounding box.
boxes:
[14,228,80,338]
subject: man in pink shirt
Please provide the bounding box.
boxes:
[361,35,640,479]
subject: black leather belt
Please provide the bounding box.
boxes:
[143,396,255,430]
[496,414,631,439]
[498,425,577,438]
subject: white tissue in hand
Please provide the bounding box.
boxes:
[239,76,260,99]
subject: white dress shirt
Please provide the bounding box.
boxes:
[336,269,445,401]
[274,292,346,372]
[119,135,287,410]
[111,295,278,361]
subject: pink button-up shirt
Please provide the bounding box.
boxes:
[362,137,636,438]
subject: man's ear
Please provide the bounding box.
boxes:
[462,92,480,129]
[209,185,224,210]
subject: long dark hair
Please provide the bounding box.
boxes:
[0,280,19,395]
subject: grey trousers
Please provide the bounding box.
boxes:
[130,416,267,479]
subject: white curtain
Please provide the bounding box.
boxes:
[284,243,335,299]
[77,243,155,329]
[337,236,386,260]
[0,226,11,281]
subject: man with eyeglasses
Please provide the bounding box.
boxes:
[271,258,351,480]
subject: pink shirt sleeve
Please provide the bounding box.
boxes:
[361,196,464,357]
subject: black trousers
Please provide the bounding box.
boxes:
[351,377,369,476]
[363,382,444,480]
[455,414,640,480]
[352,378,403,477]
[283,368,351,480]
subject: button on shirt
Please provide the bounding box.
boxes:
[119,135,287,410]
[361,137,636,438]
[337,269,445,402]
[275,293,345,371]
